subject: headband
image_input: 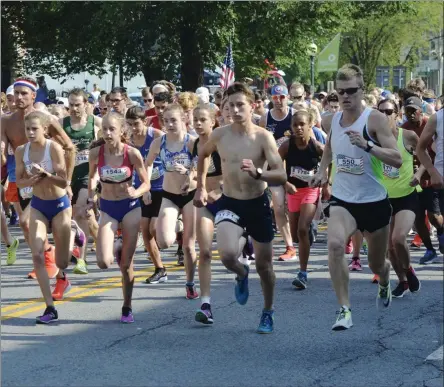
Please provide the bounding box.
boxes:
[13,80,37,92]
[152,84,169,93]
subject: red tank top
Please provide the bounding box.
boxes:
[98,144,133,184]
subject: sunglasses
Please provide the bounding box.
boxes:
[144,98,153,103]
[292,95,304,100]
[379,109,394,116]
[272,95,286,101]
[337,87,361,96]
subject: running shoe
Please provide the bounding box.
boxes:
[71,246,80,264]
[419,249,437,265]
[52,276,72,301]
[406,266,421,293]
[345,239,353,254]
[332,306,353,331]
[437,233,444,254]
[28,246,59,279]
[257,309,274,334]
[6,238,19,265]
[292,271,307,289]
[176,247,184,266]
[90,241,96,252]
[392,281,409,298]
[372,274,380,284]
[36,306,58,324]
[71,220,86,247]
[235,264,249,305]
[348,257,362,271]
[145,268,168,284]
[278,246,297,261]
[9,212,18,226]
[195,303,214,325]
[410,234,422,249]
[121,308,134,324]
[186,284,199,300]
[376,283,392,309]
[73,258,88,275]
[242,235,254,258]
[361,240,368,255]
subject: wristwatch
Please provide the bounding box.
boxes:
[255,168,263,180]
[365,141,375,153]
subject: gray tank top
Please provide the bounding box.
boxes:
[330,108,387,203]
[434,109,443,177]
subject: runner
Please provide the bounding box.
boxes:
[416,108,444,254]
[1,77,76,280]
[310,64,402,330]
[109,87,129,117]
[259,84,296,261]
[1,198,19,265]
[191,105,222,324]
[63,88,102,274]
[144,103,198,299]
[278,110,324,288]
[378,99,422,297]
[87,112,149,323]
[194,82,287,333]
[15,111,73,323]
[125,106,167,284]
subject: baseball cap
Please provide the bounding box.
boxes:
[86,92,95,104]
[271,85,288,96]
[404,96,422,110]
[6,85,14,96]
[196,87,210,104]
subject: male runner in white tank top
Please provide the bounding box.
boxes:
[311,64,402,330]
[416,108,444,254]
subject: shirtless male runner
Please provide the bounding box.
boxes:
[310,64,402,331]
[1,77,76,282]
[194,82,287,334]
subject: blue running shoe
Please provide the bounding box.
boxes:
[9,212,18,226]
[419,249,437,265]
[257,310,274,334]
[292,272,307,289]
[235,264,249,305]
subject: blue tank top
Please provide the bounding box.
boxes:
[266,108,294,147]
[133,128,164,191]
[159,133,193,173]
[6,145,16,182]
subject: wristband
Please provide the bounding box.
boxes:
[67,180,72,186]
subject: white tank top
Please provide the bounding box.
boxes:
[330,108,387,203]
[23,140,54,175]
[434,109,443,177]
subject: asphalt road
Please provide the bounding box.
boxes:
[1,224,443,387]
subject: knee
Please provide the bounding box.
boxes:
[156,231,175,249]
[97,260,111,270]
[220,249,238,266]
[391,233,406,249]
[328,237,345,259]
[368,259,385,274]
[199,249,211,262]
[57,259,68,270]
[19,218,29,233]
[255,258,272,275]
[182,241,195,255]
[297,225,309,239]
[120,261,132,274]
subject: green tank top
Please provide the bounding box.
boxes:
[382,128,415,198]
[63,115,95,183]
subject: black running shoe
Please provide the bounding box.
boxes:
[392,281,409,298]
[145,268,168,284]
[406,267,421,293]
[176,248,184,266]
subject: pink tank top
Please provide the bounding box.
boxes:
[98,144,133,184]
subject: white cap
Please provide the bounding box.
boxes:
[6,85,14,96]
[196,87,210,104]
[152,84,169,94]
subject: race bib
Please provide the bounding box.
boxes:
[383,164,400,179]
[20,186,33,199]
[215,210,240,225]
[290,166,315,182]
[173,154,191,168]
[336,155,364,175]
[75,150,89,166]
[151,166,164,180]
[100,166,129,183]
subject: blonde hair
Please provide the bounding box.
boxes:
[24,111,50,126]
[364,94,377,107]
[163,103,185,117]
[49,104,67,118]
[1,92,6,110]
[177,92,199,111]
[193,103,216,120]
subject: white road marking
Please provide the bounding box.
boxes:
[426,345,443,361]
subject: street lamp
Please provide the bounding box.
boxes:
[307,42,318,95]
[84,79,90,92]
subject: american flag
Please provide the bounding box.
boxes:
[219,42,235,90]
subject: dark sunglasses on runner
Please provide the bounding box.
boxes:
[337,87,361,96]
[379,109,394,116]
[144,98,153,103]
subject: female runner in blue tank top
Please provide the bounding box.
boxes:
[126,106,167,284]
[87,112,149,323]
[144,103,198,300]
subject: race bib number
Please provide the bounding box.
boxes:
[290,166,315,182]
[336,155,364,175]
[101,166,128,182]
[173,154,191,168]
[20,186,33,199]
[75,150,89,166]
[215,210,240,225]
[383,164,400,179]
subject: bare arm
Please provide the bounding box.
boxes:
[367,112,402,168]
[417,113,440,178]
[259,113,267,129]
[15,146,44,188]
[93,116,102,139]
[87,147,99,201]
[129,148,149,197]
[196,130,219,190]
[45,142,69,188]
[1,117,9,166]
[258,131,287,185]
[47,116,76,180]
[144,137,161,187]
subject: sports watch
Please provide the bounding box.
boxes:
[255,168,263,180]
[365,141,375,153]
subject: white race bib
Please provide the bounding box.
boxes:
[336,155,364,175]
[20,186,33,199]
[151,166,163,180]
[215,210,240,225]
[383,164,400,179]
[75,150,89,166]
[290,166,315,182]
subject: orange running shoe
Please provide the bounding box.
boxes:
[410,234,422,248]
[52,275,72,301]
[27,246,59,279]
[278,246,297,261]
[372,274,380,284]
